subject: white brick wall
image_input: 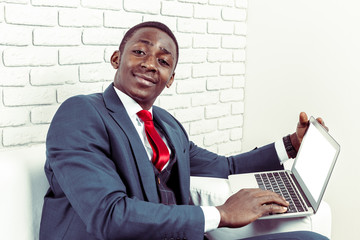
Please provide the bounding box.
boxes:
[0,0,247,155]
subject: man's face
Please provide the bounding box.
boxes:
[111,27,177,110]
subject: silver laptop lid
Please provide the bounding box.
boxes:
[291,116,340,213]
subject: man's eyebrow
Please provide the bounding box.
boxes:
[138,39,173,57]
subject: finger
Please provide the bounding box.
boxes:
[262,203,288,215]
[259,190,290,207]
[298,112,309,126]
[316,117,329,131]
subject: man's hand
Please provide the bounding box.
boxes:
[216,189,289,228]
[291,112,329,152]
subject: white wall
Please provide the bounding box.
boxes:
[245,1,360,239]
[0,0,247,156]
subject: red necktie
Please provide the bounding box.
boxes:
[137,110,170,171]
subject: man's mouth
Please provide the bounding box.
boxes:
[133,73,157,86]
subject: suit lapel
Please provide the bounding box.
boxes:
[103,84,159,203]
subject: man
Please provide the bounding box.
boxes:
[40,21,328,240]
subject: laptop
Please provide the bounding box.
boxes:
[228,116,340,219]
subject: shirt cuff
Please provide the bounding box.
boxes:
[275,139,290,165]
[200,206,221,233]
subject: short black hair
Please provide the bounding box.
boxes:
[119,21,179,67]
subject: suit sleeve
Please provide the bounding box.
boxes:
[189,141,283,178]
[45,96,205,240]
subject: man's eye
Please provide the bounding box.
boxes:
[133,50,145,55]
[159,59,169,66]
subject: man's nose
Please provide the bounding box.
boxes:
[141,55,157,72]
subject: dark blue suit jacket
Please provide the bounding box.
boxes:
[40,84,283,240]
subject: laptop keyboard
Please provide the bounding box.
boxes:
[255,172,307,213]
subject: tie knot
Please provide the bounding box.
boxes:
[137,110,152,122]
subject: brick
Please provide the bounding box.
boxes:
[222,8,247,21]
[233,49,246,62]
[31,0,79,7]
[209,0,233,7]
[177,18,207,34]
[59,47,104,65]
[205,103,230,119]
[0,24,32,46]
[220,88,244,102]
[0,108,28,127]
[81,0,121,10]
[123,0,160,14]
[59,8,102,27]
[218,114,243,130]
[3,87,56,106]
[235,0,248,8]
[0,4,3,23]
[232,102,245,114]
[5,4,57,26]
[33,28,82,46]
[189,119,217,135]
[3,47,57,67]
[142,16,177,33]
[208,21,234,35]
[174,107,203,123]
[220,62,245,76]
[178,49,207,64]
[207,76,233,90]
[193,34,220,48]
[31,105,59,124]
[176,78,206,94]
[218,140,242,155]
[233,75,245,88]
[194,5,221,20]
[104,47,117,63]
[56,83,104,103]
[104,11,142,28]
[230,127,243,141]
[234,22,247,35]
[0,67,29,86]
[159,84,176,96]
[191,91,219,107]
[174,33,190,49]
[204,130,230,146]
[3,125,49,146]
[2,0,28,4]
[192,63,219,78]
[178,0,207,3]
[162,1,193,18]
[222,35,246,49]
[30,66,78,86]
[207,49,233,62]
[173,63,191,80]
[159,95,191,110]
[79,63,115,82]
[82,28,125,46]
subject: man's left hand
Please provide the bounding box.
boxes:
[291,112,329,152]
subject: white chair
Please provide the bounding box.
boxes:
[0,145,331,240]
[0,145,48,240]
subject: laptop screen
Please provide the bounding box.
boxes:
[292,117,340,212]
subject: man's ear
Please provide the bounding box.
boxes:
[110,50,120,69]
[166,72,175,88]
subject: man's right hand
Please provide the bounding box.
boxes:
[216,188,289,228]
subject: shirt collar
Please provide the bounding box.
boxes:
[113,86,153,119]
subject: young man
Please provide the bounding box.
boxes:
[40,21,328,240]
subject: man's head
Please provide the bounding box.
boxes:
[119,21,179,67]
[111,22,178,110]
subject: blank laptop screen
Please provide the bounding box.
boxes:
[293,120,338,202]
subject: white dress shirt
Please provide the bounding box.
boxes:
[113,87,290,233]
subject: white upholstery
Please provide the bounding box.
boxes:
[0,145,48,240]
[0,145,331,240]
